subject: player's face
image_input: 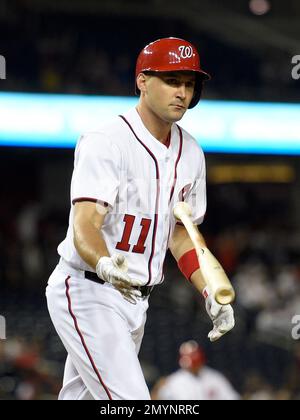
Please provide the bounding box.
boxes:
[143,71,196,123]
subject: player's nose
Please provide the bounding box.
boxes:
[176,83,187,100]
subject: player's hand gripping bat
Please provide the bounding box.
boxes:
[173,202,235,305]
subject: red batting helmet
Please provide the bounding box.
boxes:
[135,37,211,108]
[179,340,206,371]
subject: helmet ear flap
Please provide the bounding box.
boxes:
[189,78,204,109]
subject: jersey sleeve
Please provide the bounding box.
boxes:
[71,132,121,208]
[185,148,207,225]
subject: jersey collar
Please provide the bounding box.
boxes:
[122,107,178,159]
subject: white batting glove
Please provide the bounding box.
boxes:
[96,254,143,304]
[203,287,235,342]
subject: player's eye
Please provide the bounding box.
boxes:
[166,78,180,86]
[186,81,196,89]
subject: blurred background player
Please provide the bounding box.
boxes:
[152,340,239,400]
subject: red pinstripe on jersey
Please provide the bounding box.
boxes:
[169,125,183,203]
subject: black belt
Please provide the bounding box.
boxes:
[84,271,153,298]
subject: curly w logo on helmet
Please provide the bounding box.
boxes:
[179,45,193,59]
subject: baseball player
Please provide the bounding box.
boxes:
[152,340,240,400]
[46,37,235,400]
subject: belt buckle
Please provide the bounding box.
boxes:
[137,285,152,298]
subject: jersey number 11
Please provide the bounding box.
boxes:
[116,214,151,254]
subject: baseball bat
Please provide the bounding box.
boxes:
[173,202,235,305]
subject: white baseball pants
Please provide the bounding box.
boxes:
[46,262,151,400]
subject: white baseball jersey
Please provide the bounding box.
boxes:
[156,367,240,400]
[58,107,206,286]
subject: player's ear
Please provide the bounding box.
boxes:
[136,73,148,94]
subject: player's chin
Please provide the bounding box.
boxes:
[168,106,187,121]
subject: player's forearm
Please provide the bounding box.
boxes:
[169,224,207,293]
[189,268,206,294]
[73,220,109,270]
[169,224,205,259]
